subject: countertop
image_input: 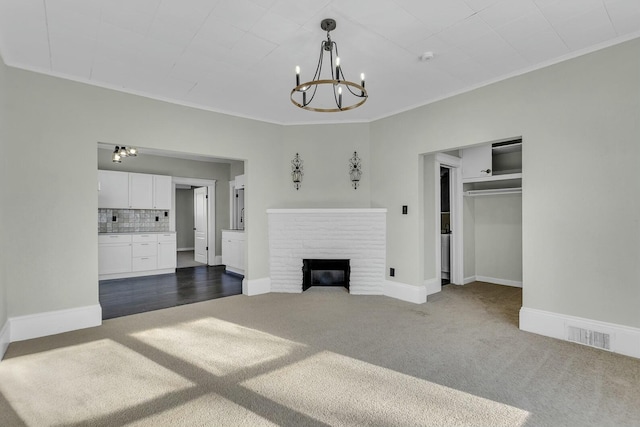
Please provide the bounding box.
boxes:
[98,231,176,235]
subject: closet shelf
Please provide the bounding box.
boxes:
[462,172,522,184]
[464,187,522,197]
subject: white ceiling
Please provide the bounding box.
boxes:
[1,0,639,125]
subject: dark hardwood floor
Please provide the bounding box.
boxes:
[99,266,243,320]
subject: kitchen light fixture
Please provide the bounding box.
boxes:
[291,18,368,112]
[112,146,138,163]
[291,153,304,190]
[349,151,362,189]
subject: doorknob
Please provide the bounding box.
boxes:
[193,227,196,230]
[481,169,491,174]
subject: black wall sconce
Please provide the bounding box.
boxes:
[349,151,362,189]
[291,153,304,190]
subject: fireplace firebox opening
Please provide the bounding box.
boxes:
[302,259,350,291]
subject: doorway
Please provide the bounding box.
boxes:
[440,166,451,286]
[172,177,217,268]
[424,152,463,296]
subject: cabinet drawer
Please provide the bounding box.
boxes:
[157,233,176,242]
[132,234,158,243]
[98,234,132,244]
[132,256,157,272]
[133,242,157,257]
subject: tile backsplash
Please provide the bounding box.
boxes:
[98,209,170,233]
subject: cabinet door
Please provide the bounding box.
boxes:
[99,243,132,274]
[461,145,492,180]
[98,170,129,208]
[158,241,177,269]
[221,236,232,267]
[129,173,153,209]
[153,175,172,209]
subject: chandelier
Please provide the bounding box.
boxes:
[291,19,368,112]
[112,146,138,163]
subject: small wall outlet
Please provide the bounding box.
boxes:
[155,216,159,221]
[402,205,408,215]
[390,268,395,277]
[164,211,168,217]
[112,216,117,222]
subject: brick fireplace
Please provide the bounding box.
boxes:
[267,209,386,294]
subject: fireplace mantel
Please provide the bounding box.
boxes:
[267,208,387,294]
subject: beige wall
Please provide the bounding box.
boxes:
[463,198,476,280]
[1,37,639,333]
[176,189,195,250]
[422,155,436,282]
[98,151,236,255]
[4,66,282,318]
[371,38,640,327]
[0,56,7,330]
[280,124,371,208]
[474,195,522,282]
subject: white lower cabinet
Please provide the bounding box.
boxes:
[222,230,245,274]
[99,233,176,279]
[98,234,132,275]
[157,233,177,269]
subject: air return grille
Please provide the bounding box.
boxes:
[567,325,611,350]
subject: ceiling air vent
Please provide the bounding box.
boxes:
[567,325,611,350]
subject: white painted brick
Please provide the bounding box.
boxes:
[268,209,386,294]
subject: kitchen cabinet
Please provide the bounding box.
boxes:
[132,234,157,271]
[129,173,154,209]
[98,170,172,209]
[99,233,176,279]
[98,170,130,209]
[153,175,172,209]
[98,234,132,274]
[222,230,245,274]
[157,233,177,269]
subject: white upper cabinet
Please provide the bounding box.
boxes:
[129,173,153,208]
[461,145,492,180]
[153,175,172,209]
[98,170,129,209]
[99,170,172,209]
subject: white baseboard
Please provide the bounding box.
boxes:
[10,305,102,343]
[520,307,640,359]
[424,278,441,296]
[99,268,175,281]
[464,275,476,285]
[384,280,426,304]
[243,277,271,296]
[475,276,522,288]
[0,320,10,360]
[177,247,195,252]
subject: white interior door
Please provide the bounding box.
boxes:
[194,187,208,264]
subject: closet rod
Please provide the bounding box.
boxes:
[464,187,522,197]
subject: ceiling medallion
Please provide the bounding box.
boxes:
[291,18,368,113]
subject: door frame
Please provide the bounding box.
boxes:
[434,153,463,287]
[171,177,217,266]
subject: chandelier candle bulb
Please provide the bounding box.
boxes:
[361,73,365,96]
[338,86,342,108]
[295,66,300,86]
[335,57,340,80]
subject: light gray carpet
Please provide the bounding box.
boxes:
[1,282,639,426]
